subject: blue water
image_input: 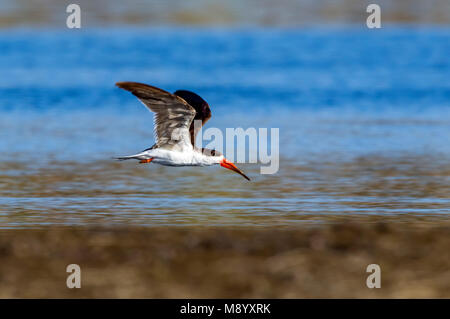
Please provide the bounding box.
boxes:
[0,27,449,228]
[1,28,450,110]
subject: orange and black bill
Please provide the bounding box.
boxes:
[220,158,251,181]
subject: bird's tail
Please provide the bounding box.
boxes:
[114,151,152,161]
[115,155,137,161]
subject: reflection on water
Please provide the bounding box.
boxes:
[0,154,448,228]
[0,28,449,228]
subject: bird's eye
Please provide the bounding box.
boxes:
[211,149,216,156]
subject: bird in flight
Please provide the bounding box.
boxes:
[115,82,250,181]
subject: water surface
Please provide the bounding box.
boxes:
[0,28,449,228]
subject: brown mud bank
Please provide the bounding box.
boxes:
[0,222,449,298]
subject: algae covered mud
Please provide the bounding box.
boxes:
[0,224,449,298]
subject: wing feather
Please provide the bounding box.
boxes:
[173,90,212,148]
[116,82,196,150]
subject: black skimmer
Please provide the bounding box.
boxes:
[115,82,250,181]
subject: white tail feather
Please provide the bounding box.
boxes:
[115,151,151,161]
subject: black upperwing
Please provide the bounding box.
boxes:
[173,90,212,148]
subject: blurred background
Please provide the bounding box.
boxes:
[1,0,450,27]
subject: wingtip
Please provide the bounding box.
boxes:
[115,81,144,93]
[115,82,168,95]
[115,81,131,90]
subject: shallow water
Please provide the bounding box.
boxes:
[0,28,449,228]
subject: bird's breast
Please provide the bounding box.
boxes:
[148,149,199,167]
[149,149,216,167]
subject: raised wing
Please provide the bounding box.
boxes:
[174,90,212,148]
[116,82,196,150]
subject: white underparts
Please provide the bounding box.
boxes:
[136,148,223,167]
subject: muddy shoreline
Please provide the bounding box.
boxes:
[0,222,448,298]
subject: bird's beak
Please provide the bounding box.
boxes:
[220,158,251,181]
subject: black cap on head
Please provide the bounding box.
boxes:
[201,148,222,157]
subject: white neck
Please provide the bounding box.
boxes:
[192,152,223,166]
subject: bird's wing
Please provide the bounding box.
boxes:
[190,100,211,149]
[116,82,196,150]
[173,90,212,149]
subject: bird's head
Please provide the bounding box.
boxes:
[201,148,250,181]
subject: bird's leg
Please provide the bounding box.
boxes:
[139,158,153,164]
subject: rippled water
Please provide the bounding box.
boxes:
[0,28,449,228]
